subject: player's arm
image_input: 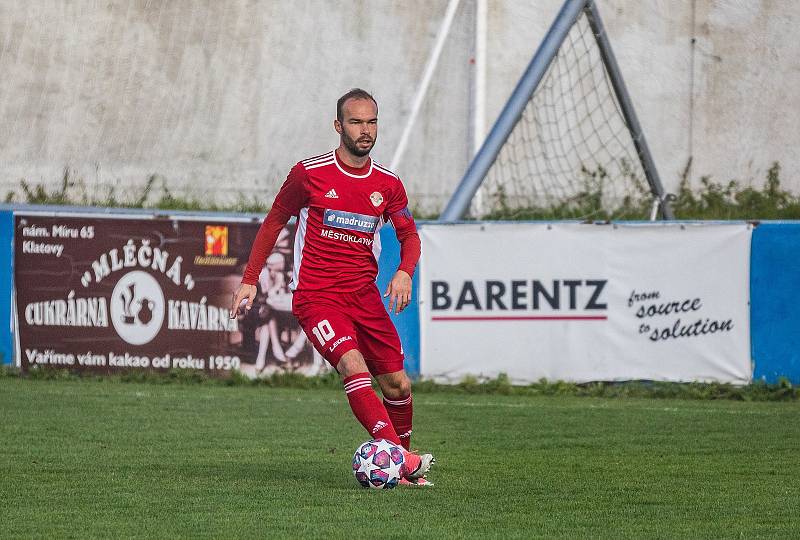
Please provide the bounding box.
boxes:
[383,183,421,314]
[229,164,308,318]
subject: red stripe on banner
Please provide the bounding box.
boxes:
[431,315,608,321]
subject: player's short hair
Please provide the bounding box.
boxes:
[336,88,378,122]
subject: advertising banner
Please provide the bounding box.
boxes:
[419,223,752,384]
[14,213,328,377]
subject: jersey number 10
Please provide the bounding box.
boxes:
[311,319,335,346]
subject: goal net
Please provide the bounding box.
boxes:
[474,10,654,220]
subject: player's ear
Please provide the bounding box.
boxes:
[334,119,342,134]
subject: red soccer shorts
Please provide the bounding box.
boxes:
[292,284,405,375]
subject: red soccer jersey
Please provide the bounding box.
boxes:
[271,150,413,293]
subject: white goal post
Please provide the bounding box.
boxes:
[439,0,674,221]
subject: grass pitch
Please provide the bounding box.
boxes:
[1,378,798,538]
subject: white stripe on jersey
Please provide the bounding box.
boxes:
[333,152,373,178]
[302,151,334,166]
[290,207,309,291]
[372,217,384,264]
[303,150,331,161]
[374,163,399,179]
[305,159,335,170]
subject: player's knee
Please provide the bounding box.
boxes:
[336,350,367,377]
[382,372,411,399]
[396,375,411,397]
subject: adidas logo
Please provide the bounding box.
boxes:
[325,188,339,199]
[371,420,388,434]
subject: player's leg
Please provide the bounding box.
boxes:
[351,284,415,449]
[375,370,413,450]
[351,285,434,482]
[292,291,401,445]
[373,369,433,483]
[336,349,403,445]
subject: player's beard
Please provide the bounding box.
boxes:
[342,131,376,157]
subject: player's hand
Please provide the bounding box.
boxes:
[229,283,257,319]
[384,270,412,315]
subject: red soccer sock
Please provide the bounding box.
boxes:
[343,373,401,446]
[383,394,413,450]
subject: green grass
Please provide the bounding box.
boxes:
[1,378,798,538]
[12,365,799,402]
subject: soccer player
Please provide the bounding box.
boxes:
[229,88,434,486]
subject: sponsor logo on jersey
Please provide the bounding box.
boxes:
[370,191,384,207]
[325,188,339,199]
[328,335,352,352]
[320,229,374,246]
[323,209,379,233]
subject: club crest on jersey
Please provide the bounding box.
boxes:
[323,209,380,234]
[370,192,384,207]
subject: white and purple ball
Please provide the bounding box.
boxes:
[352,439,405,489]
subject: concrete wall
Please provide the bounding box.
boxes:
[0,0,797,213]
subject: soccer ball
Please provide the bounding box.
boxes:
[352,439,405,489]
